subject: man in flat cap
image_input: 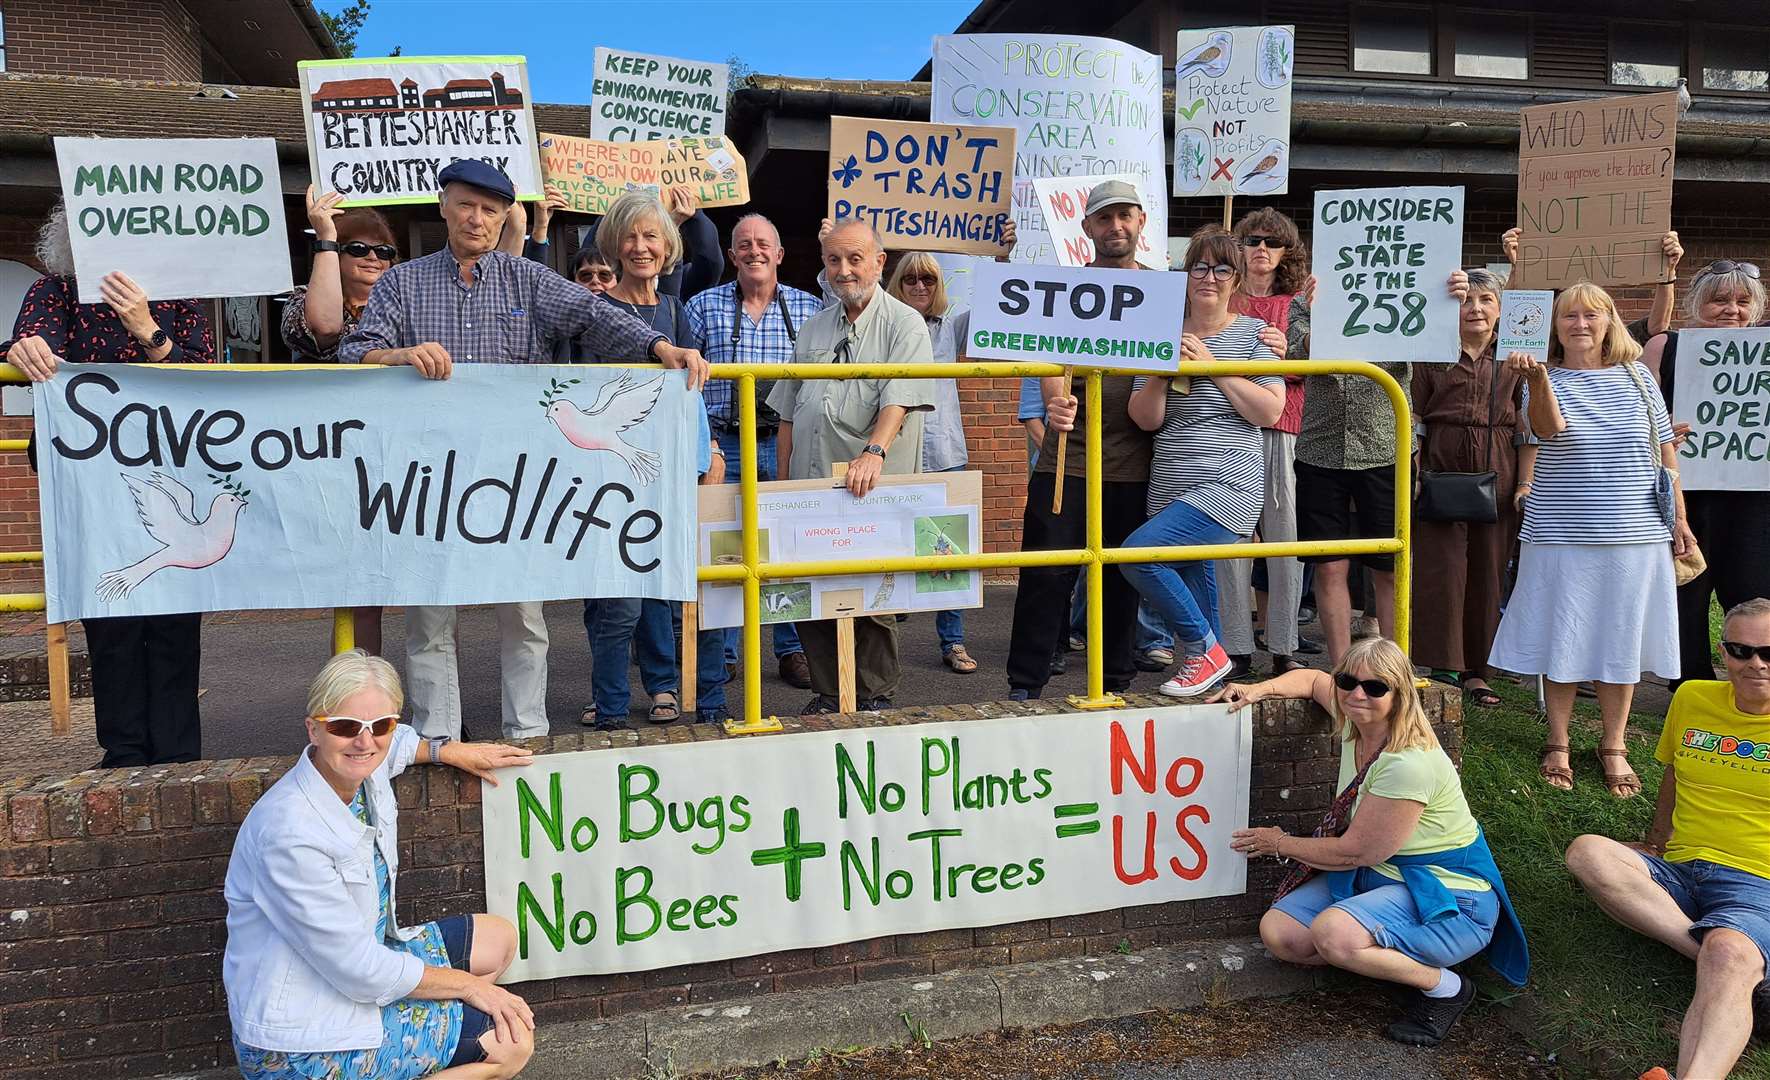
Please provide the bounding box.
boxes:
[341,160,709,743]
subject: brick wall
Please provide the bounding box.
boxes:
[3,0,203,83]
[0,689,1463,1078]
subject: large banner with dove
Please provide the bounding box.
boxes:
[34,364,698,623]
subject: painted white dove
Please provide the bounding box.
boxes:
[1175,32,1232,82]
[96,471,246,602]
[545,371,666,485]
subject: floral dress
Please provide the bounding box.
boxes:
[232,787,462,1079]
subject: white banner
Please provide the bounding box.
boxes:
[1030,173,1160,268]
[483,704,1252,980]
[1173,26,1295,197]
[1309,186,1464,364]
[965,261,1185,373]
[1671,327,1770,491]
[35,365,697,622]
[300,56,543,206]
[590,47,729,141]
[53,137,291,305]
[932,34,1167,270]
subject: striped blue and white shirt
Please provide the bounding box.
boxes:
[1519,362,1675,545]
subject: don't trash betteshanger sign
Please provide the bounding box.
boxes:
[1671,327,1770,491]
[964,262,1186,374]
[826,117,1016,257]
[299,55,545,205]
[34,365,697,624]
[483,704,1252,980]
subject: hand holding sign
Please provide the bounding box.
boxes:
[305,184,346,242]
[98,273,156,344]
[7,335,61,383]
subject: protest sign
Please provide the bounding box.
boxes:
[53,137,290,305]
[1497,290,1554,364]
[1172,25,1295,197]
[1030,173,1161,268]
[1670,327,1770,491]
[827,117,1015,256]
[966,261,1185,373]
[538,132,748,216]
[1309,186,1464,364]
[299,55,543,205]
[697,473,983,629]
[932,34,1167,269]
[35,366,698,623]
[590,47,728,141]
[483,702,1252,979]
[1513,91,1679,289]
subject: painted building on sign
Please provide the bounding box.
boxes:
[422,72,526,109]
[311,72,526,114]
[308,77,402,112]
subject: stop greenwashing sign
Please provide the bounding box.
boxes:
[964,261,1187,374]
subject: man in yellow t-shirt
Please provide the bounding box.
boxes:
[1565,598,1770,1080]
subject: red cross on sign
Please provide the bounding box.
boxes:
[1212,158,1235,180]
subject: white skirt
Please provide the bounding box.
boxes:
[1488,542,1679,684]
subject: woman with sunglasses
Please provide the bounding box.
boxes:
[1223,636,1528,1048]
[224,650,536,1079]
[1120,226,1285,698]
[1641,260,1770,690]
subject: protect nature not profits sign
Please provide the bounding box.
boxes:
[965,262,1186,374]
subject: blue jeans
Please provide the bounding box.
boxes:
[1121,500,1236,655]
[1640,853,1770,967]
[714,427,803,661]
[934,464,966,650]
[1273,869,1499,969]
[586,599,726,720]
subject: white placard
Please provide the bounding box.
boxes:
[965,261,1185,373]
[482,704,1253,980]
[590,47,729,141]
[1173,25,1295,197]
[932,34,1168,270]
[1030,173,1161,268]
[53,137,291,305]
[1309,186,1465,364]
[1497,290,1553,364]
[1671,327,1770,491]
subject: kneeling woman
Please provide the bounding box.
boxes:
[1223,638,1528,1046]
[224,650,537,1078]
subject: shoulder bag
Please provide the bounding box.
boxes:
[1415,357,1500,524]
[1622,359,1706,586]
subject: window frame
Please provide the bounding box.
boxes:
[1350,1,1439,79]
[1607,18,1688,91]
[1450,7,1533,83]
[1692,22,1770,98]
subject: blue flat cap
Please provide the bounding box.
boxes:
[437,159,515,202]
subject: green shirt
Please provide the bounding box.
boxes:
[767,288,936,480]
[1296,363,1412,470]
[1339,738,1489,892]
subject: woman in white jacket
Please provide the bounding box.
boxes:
[223,650,535,1078]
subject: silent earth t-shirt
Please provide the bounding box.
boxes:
[1655,680,1770,881]
[1339,738,1488,892]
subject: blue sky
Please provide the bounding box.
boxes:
[346,1,978,100]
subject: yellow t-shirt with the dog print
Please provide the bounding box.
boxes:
[1655,681,1770,881]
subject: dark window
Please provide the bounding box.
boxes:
[1702,27,1769,93]
[1456,12,1529,80]
[1612,21,1683,87]
[1354,5,1434,75]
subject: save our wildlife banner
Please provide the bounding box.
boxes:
[483,702,1252,979]
[34,365,698,623]
[1172,25,1295,197]
[299,55,544,205]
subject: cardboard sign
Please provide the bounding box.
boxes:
[590,47,728,141]
[482,703,1252,979]
[538,132,748,216]
[1671,327,1770,491]
[826,117,1016,256]
[1030,173,1160,268]
[34,366,698,623]
[1497,290,1554,363]
[932,34,1168,270]
[53,137,291,305]
[1513,91,1679,289]
[299,55,544,206]
[1309,186,1465,364]
[1172,25,1295,197]
[966,262,1185,373]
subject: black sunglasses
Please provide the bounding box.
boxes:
[1242,235,1286,249]
[576,267,617,283]
[1721,641,1770,662]
[1697,260,1761,281]
[341,241,397,261]
[1334,672,1394,698]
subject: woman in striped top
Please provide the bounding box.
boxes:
[1489,282,1696,797]
[1121,227,1285,699]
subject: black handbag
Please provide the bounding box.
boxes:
[1415,355,1501,524]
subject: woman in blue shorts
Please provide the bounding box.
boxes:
[223,650,537,1078]
[1221,637,1529,1046]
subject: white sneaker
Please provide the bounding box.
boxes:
[1159,644,1232,698]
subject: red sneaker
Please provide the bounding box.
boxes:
[1636,1069,1672,1080]
[1159,644,1231,698]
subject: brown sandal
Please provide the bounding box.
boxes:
[1598,748,1642,799]
[943,645,978,674]
[1539,743,1573,791]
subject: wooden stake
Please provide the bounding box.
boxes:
[1222,194,1235,230]
[47,622,69,737]
[681,601,698,713]
[836,616,857,713]
[1050,368,1075,514]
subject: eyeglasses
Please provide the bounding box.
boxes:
[1696,260,1761,281]
[902,274,938,287]
[1333,672,1394,698]
[1242,235,1286,250]
[341,241,397,262]
[576,267,617,284]
[312,713,400,739]
[1721,641,1770,662]
[1187,264,1236,281]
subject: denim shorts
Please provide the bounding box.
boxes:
[1639,853,1770,969]
[1272,868,1500,968]
[436,914,493,1067]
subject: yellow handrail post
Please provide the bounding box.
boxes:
[1070,369,1125,711]
[331,608,355,654]
[1377,368,1414,656]
[724,372,782,735]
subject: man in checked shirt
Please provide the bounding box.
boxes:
[340,159,708,742]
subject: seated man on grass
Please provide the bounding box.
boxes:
[1566,597,1770,1080]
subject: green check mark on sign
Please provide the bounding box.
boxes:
[1178,98,1208,120]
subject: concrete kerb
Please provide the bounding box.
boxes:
[516,936,1319,1080]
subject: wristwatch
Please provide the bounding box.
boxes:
[141,328,168,349]
[311,238,340,254]
[862,443,885,458]
[427,734,452,761]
